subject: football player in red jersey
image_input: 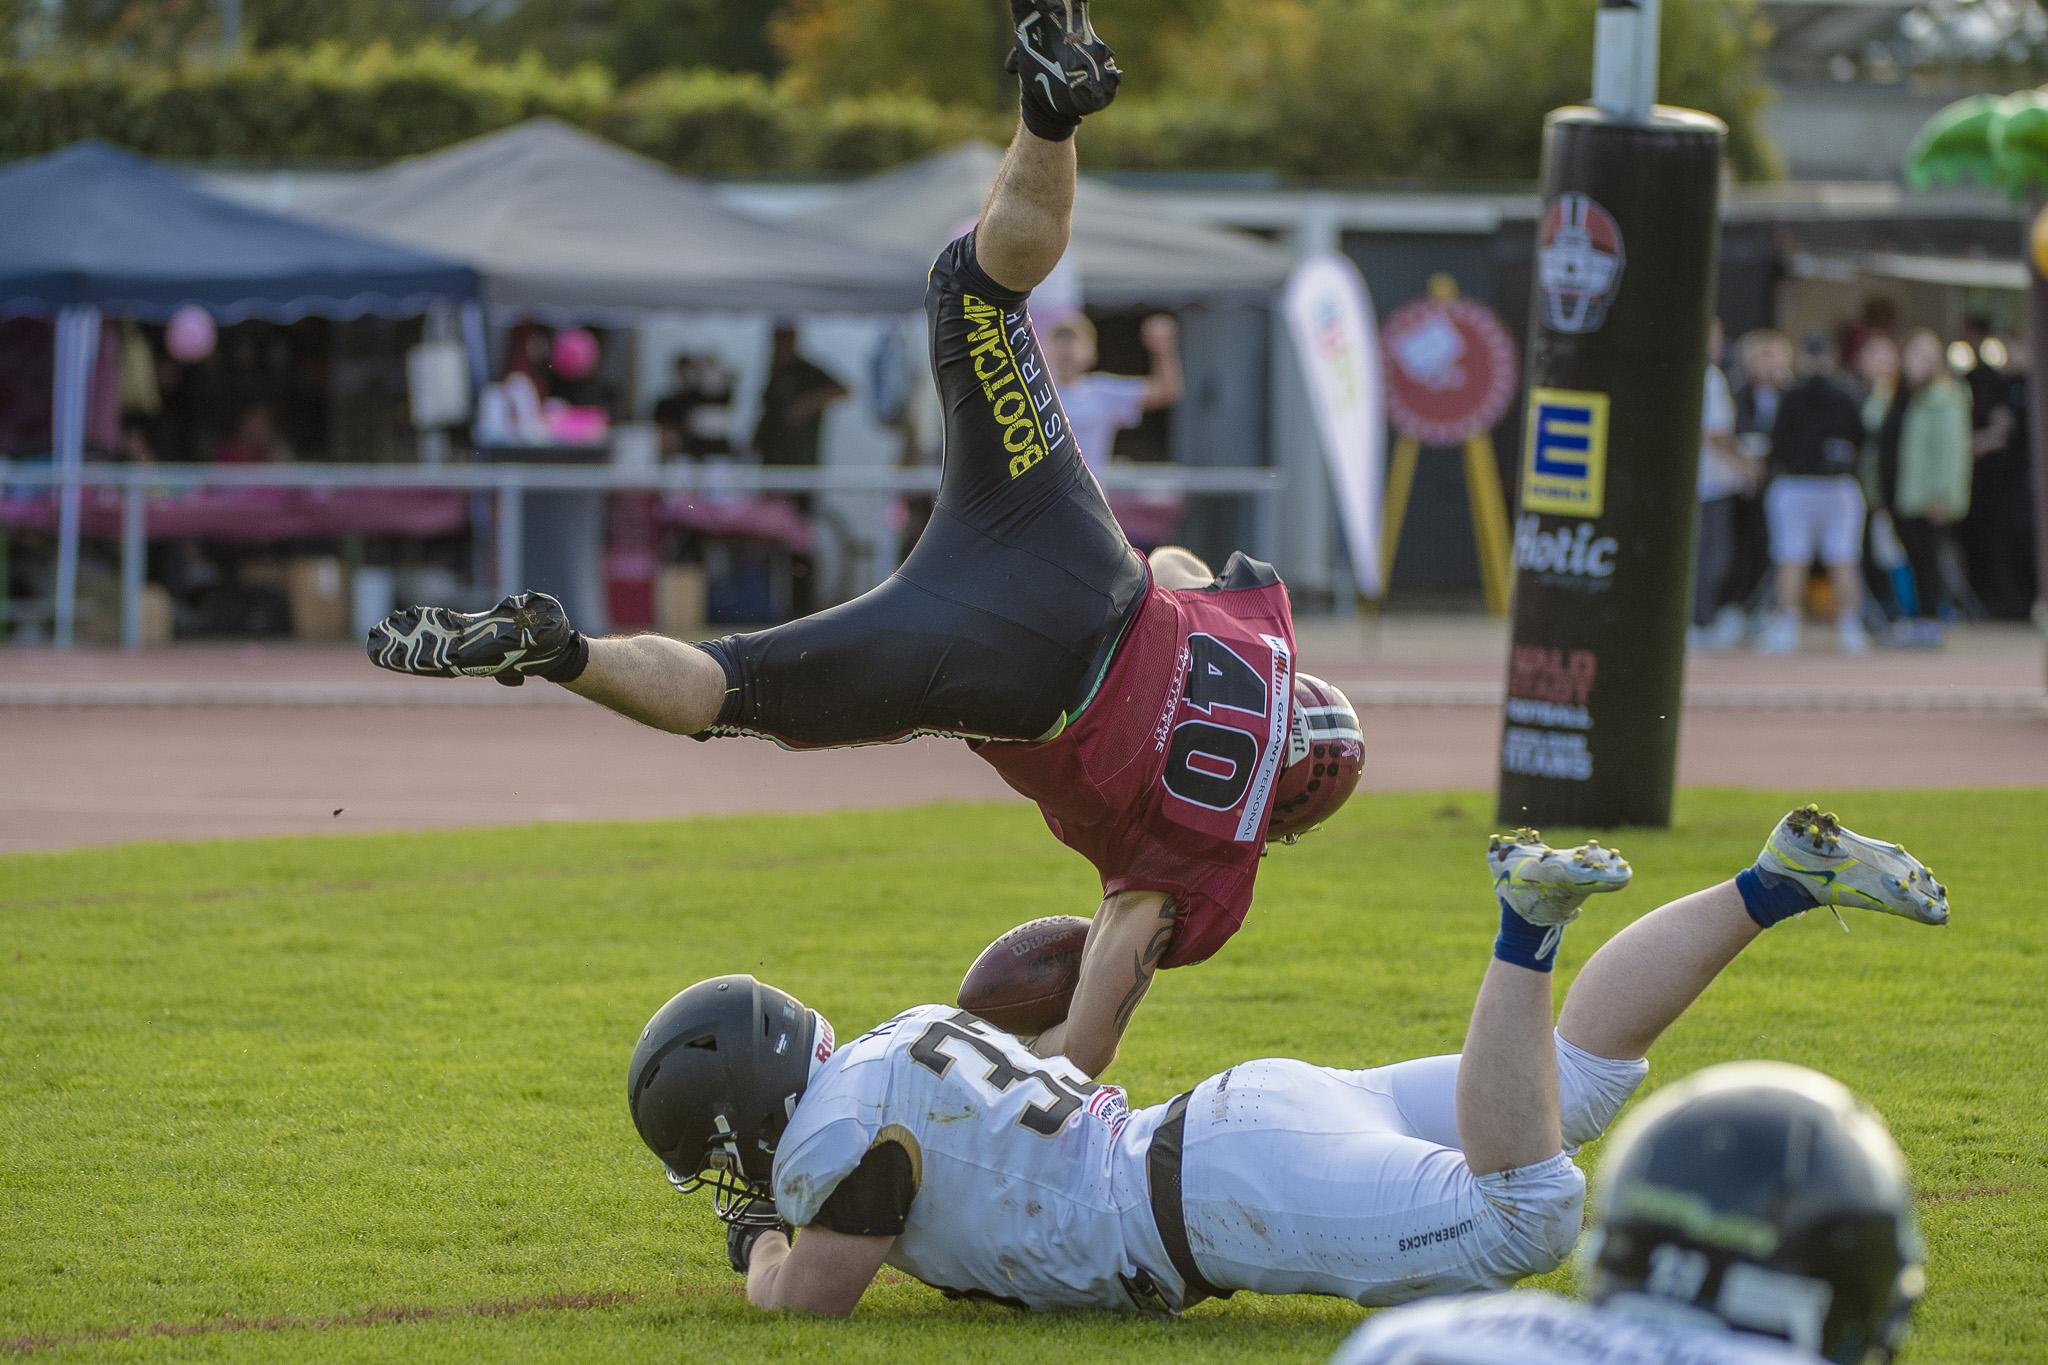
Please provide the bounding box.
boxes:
[365,0,1363,1079]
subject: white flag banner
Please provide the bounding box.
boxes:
[1283,253,1386,597]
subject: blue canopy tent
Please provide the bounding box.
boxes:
[0,140,478,647]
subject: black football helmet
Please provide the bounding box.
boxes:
[1588,1061,1924,1363]
[626,975,830,1227]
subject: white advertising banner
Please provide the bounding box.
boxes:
[1283,253,1386,598]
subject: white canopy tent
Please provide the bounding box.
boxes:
[308,120,928,320]
[790,141,1293,306]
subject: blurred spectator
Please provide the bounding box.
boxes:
[1877,328,1972,629]
[145,354,198,462]
[115,321,160,463]
[1689,319,1757,649]
[1855,334,1901,504]
[1727,328,1794,610]
[1854,334,1907,615]
[1855,335,1900,437]
[653,353,736,459]
[1760,332,1868,654]
[0,316,55,457]
[213,402,291,465]
[118,418,156,464]
[753,323,847,468]
[502,321,552,400]
[1733,329,1794,440]
[1044,313,1183,474]
[1960,315,2006,425]
[1839,294,1900,376]
[1960,330,2037,619]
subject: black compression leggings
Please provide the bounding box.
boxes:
[698,235,1148,748]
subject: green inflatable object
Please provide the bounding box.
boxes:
[1992,93,2048,194]
[1905,86,2048,198]
[1904,93,2002,191]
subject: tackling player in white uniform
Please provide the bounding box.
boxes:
[1332,1062,1924,1365]
[624,805,1946,1318]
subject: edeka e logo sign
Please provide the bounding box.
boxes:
[1520,388,1609,518]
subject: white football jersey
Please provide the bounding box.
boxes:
[1334,1290,1821,1365]
[773,1004,1182,1311]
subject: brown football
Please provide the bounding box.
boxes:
[957,915,1092,1035]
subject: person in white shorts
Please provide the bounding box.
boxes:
[624,805,1947,1319]
[1333,1061,1926,1365]
[1761,333,1871,654]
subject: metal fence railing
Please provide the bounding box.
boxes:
[0,461,1286,650]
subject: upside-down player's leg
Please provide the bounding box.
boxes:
[681,16,1144,749]
[366,4,1143,748]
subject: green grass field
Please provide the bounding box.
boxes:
[4,789,2044,1363]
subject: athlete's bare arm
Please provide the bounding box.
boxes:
[975,125,1077,296]
[1139,314,1184,411]
[1034,889,1175,1078]
[745,1225,894,1316]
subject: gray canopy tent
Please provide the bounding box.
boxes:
[309,120,928,319]
[306,120,934,631]
[792,141,1293,305]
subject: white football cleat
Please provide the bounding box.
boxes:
[1756,804,1949,926]
[1489,829,1633,926]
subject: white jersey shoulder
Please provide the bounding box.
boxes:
[773,1004,1167,1311]
[1334,1291,1822,1365]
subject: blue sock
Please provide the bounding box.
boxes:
[1736,866,1820,929]
[1494,899,1563,972]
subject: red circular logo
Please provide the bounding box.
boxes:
[1381,295,1519,446]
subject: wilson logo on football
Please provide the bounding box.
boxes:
[1537,192,1625,335]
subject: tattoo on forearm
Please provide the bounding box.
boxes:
[1111,897,1177,1035]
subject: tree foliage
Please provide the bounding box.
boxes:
[26,0,792,77]
[0,0,1777,181]
[772,0,1219,108]
[776,0,1776,181]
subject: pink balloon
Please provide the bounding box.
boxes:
[165,305,216,363]
[551,327,599,379]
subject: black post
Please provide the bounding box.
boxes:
[1496,105,1724,829]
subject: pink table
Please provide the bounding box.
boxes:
[0,485,470,540]
[1108,490,1189,549]
[656,492,813,555]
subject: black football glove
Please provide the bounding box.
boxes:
[726,1199,794,1275]
[1005,0,1120,142]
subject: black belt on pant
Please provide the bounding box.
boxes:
[1147,1091,1232,1308]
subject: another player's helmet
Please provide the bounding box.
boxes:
[1266,672,1363,842]
[626,975,832,1226]
[1589,1061,1924,1364]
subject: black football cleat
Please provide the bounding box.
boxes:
[366,591,579,687]
[1007,0,1120,135]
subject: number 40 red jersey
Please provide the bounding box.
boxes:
[973,553,1296,969]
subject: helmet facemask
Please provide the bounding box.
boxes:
[628,976,830,1228]
[1266,673,1363,843]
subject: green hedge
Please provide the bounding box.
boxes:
[0,39,1771,181]
[0,43,998,175]
[0,44,611,163]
